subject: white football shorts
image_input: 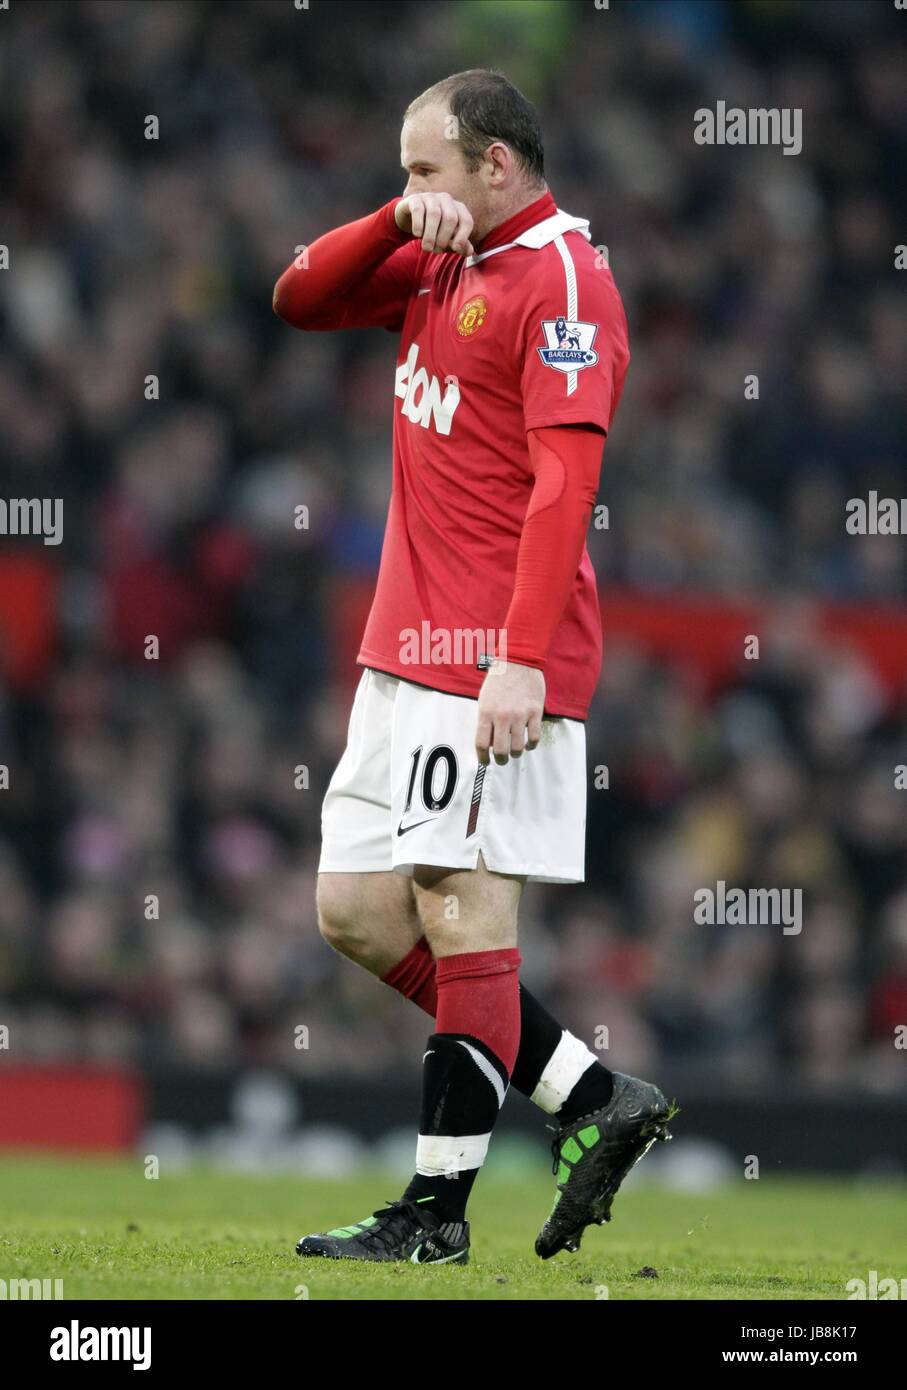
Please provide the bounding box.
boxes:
[319,668,587,883]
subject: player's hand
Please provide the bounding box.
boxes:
[475,660,545,767]
[394,192,474,256]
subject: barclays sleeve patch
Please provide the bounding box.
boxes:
[537,317,599,373]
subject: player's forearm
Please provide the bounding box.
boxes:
[272,198,409,328]
[502,425,604,671]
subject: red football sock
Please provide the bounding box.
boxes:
[382,942,522,1075]
[381,937,438,1016]
[435,947,522,1076]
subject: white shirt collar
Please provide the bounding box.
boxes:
[465,208,591,266]
[514,209,591,248]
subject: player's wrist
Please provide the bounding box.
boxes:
[387,197,412,240]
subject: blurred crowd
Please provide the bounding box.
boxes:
[0,1,905,1094]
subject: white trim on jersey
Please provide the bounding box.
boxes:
[464,207,591,267]
[553,232,580,397]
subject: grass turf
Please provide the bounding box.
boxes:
[0,1156,903,1300]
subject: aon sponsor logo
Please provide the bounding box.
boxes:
[395,343,460,436]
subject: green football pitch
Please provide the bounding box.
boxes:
[1,1156,903,1300]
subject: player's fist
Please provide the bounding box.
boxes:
[394,192,474,256]
[475,660,545,767]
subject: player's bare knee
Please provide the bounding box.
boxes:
[315,875,360,953]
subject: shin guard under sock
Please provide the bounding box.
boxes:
[403,947,520,1222]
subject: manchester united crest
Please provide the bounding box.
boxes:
[456,296,488,337]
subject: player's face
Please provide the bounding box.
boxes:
[400,103,490,226]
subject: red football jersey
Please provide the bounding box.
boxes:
[292,190,630,719]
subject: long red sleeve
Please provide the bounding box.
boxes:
[272,197,420,331]
[502,424,604,672]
